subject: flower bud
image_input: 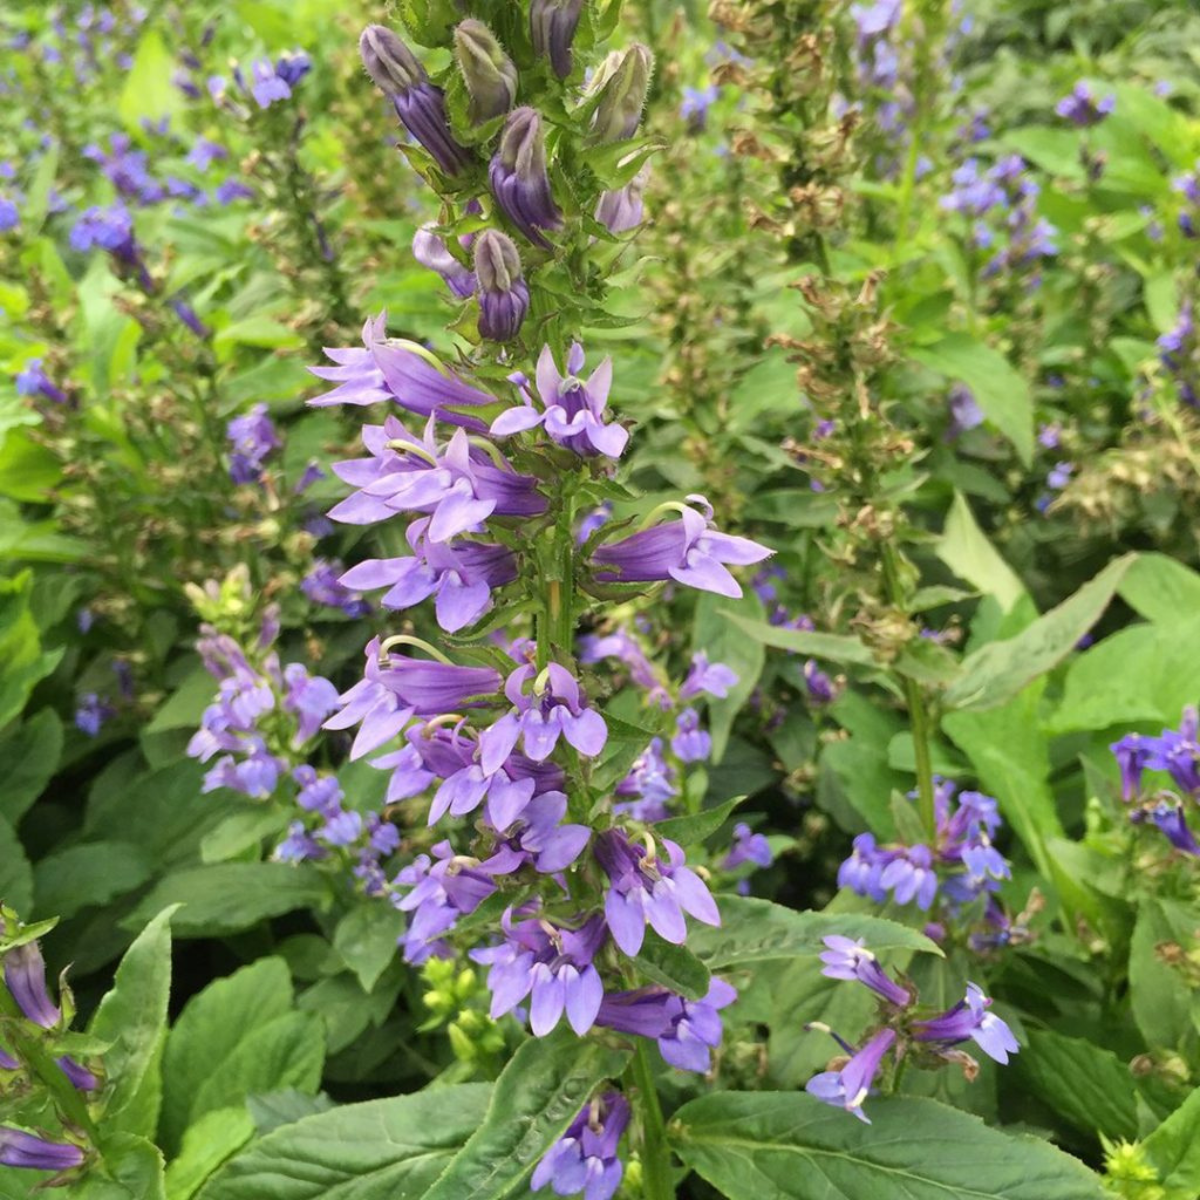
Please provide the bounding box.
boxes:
[360,24,473,176]
[589,44,653,143]
[474,230,529,341]
[489,107,561,246]
[530,0,583,79]
[0,1128,84,1172]
[3,941,60,1029]
[595,163,650,234]
[359,24,426,94]
[453,20,517,125]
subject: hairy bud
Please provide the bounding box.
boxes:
[453,20,518,125]
[489,107,561,246]
[359,24,426,94]
[474,231,529,341]
[530,0,583,79]
[588,44,653,143]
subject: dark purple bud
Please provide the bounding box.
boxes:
[57,1055,100,1092]
[3,942,60,1029]
[474,231,529,342]
[489,107,561,246]
[359,24,427,94]
[360,25,473,175]
[413,227,477,298]
[589,44,653,143]
[453,20,517,125]
[530,0,583,79]
[0,1128,84,1171]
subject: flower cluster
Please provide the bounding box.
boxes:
[1054,83,1115,129]
[1157,303,1198,408]
[838,780,1010,919]
[1111,706,1200,855]
[805,936,1019,1122]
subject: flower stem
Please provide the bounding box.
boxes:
[630,1040,674,1200]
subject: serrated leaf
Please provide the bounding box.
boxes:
[686,896,940,969]
[720,612,876,666]
[164,1108,255,1200]
[333,904,406,992]
[655,797,745,846]
[422,1030,632,1200]
[636,929,711,1000]
[669,1093,1106,1200]
[198,1085,491,1200]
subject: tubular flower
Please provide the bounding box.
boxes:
[594,830,719,955]
[597,979,737,1072]
[359,25,473,175]
[806,1028,896,1123]
[913,982,1020,1064]
[588,44,653,143]
[532,1091,630,1200]
[491,342,627,458]
[478,790,592,875]
[489,107,561,247]
[0,1128,85,1172]
[818,936,911,1006]
[530,0,584,80]
[472,911,606,1036]
[480,663,608,769]
[594,164,650,235]
[308,312,493,427]
[328,416,546,541]
[474,229,530,341]
[592,496,773,599]
[412,226,477,299]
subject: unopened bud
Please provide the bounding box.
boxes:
[359,24,426,95]
[595,163,650,234]
[473,230,529,341]
[489,107,561,246]
[453,20,517,125]
[530,0,583,79]
[589,44,653,143]
[413,227,477,298]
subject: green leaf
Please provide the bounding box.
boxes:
[198,1085,491,1200]
[214,317,304,359]
[1118,547,1200,615]
[0,709,62,825]
[200,811,290,865]
[34,841,152,920]
[636,929,712,1000]
[935,492,1026,615]
[118,30,188,128]
[1142,1086,1200,1196]
[76,1133,167,1200]
[0,570,63,729]
[422,1030,632,1200]
[91,908,176,1129]
[333,904,407,993]
[165,1108,256,1200]
[943,555,1136,711]
[0,819,32,915]
[1129,899,1199,1057]
[686,896,940,969]
[910,334,1034,465]
[1012,1029,1137,1142]
[161,958,297,1154]
[668,1093,1106,1200]
[721,612,876,666]
[655,796,745,846]
[123,864,328,936]
[695,591,767,763]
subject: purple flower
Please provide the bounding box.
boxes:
[412,226,477,299]
[15,359,68,405]
[339,520,516,633]
[592,496,772,599]
[480,662,608,769]
[186,138,227,172]
[531,1091,629,1200]
[594,829,719,955]
[491,342,628,458]
[214,179,254,205]
[490,107,561,247]
[247,58,291,108]
[324,637,501,758]
[277,820,324,862]
[359,25,473,176]
[594,166,649,235]
[851,0,902,38]
[680,652,738,701]
[282,663,340,745]
[530,0,583,80]
[1146,706,1200,794]
[301,559,371,619]
[1131,801,1200,855]
[837,832,888,902]
[70,203,138,261]
[474,230,529,341]
[614,737,677,821]
[946,384,984,440]
[681,84,719,131]
[327,416,545,540]
[670,708,711,763]
[394,840,497,963]
[75,693,114,737]
[722,822,772,872]
[913,982,1019,1064]
[0,1128,84,1171]
[227,403,280,484]
[818,936,911,1006]
[805,1028,895,1123]
[1055,83,1115,127]
[598,978,736,1072]
[473,911,606,1035]
[577,503,613,545]
[3,941,60,1028]
[803,659,836,704]
[0,196,17,231]
[478,790,592,874]
[308,312,493,427]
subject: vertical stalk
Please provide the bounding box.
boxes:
[629,1040,674,1200]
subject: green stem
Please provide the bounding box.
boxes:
[630,1041,674,1200]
